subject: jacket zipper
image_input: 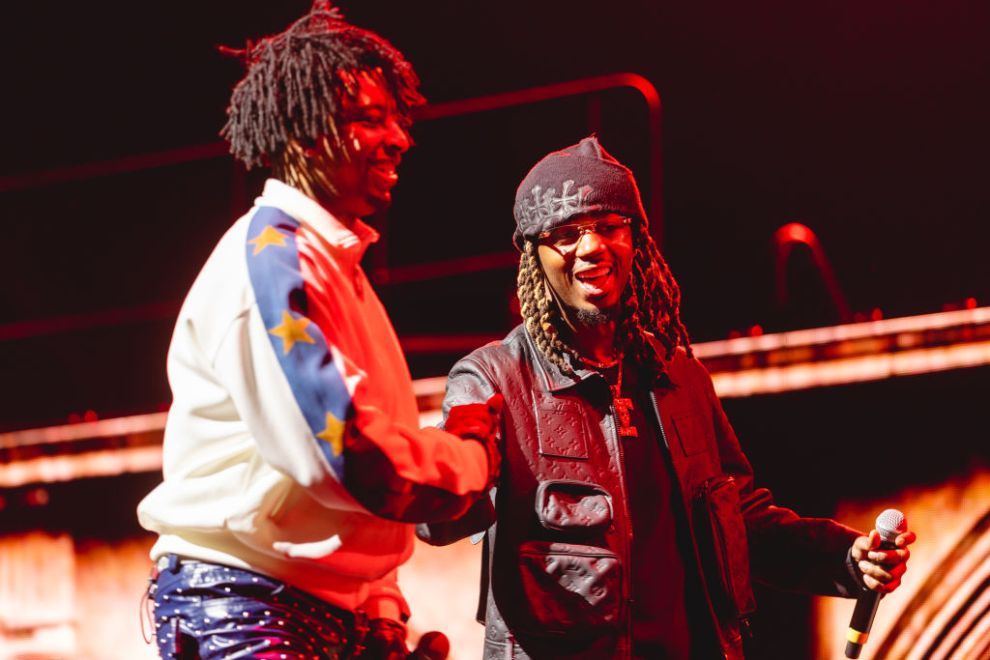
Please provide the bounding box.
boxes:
[607,394,633,659]
[647,391,670,450]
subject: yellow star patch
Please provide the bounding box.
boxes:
[268,311,316,354]
[316,412,346,456]
[248,225,288,255]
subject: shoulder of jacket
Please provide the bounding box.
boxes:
[450,326,529,382]
[464,325,527,361]
[666,344,707,374]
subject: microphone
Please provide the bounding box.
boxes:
[844,508,908,659]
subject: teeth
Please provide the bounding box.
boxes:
[371,164,398,183]
[576,267,610,281]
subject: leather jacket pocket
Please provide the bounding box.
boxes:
[534,480,613,533]
[516,541,622,636]
[695,476,757,621]
[534,395,591,459]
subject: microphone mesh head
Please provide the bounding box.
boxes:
[875,508,907,541]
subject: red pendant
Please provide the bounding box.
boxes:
[614,396,638,438]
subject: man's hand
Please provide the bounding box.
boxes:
[444,394,504,486]
[360,618,407,660]
[850,528,916,593]
[444,394,503,441]
[358,618,449,659]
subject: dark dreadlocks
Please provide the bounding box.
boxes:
[221,0,424,170]
[516,220,692,377]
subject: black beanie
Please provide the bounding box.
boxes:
[512,135,646,250]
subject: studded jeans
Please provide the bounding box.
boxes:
[149,555,367,659]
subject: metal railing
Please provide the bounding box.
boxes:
[0,72,661,341]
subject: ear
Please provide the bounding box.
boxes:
[300,136,343,166]
[287,136,323,160]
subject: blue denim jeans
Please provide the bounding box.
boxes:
[150,555,366,659]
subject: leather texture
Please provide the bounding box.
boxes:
[422,325,863,659]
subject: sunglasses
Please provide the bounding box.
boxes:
[538,217,632,253]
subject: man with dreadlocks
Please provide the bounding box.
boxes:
[137,3,499,658]
[418,136,914,659]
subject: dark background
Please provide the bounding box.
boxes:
[2,3,989,655]
[3,0,989,429]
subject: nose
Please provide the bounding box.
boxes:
[573,227,607,258]
[384,117,411,154]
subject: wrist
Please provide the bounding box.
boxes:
[467,433,500,490]
[845,546,869,591]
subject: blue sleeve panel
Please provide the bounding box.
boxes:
[244,206,350,481]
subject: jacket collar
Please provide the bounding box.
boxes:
[520,326,673,393]
[258,179,380,263]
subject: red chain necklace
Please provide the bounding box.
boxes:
[580,353,638,439]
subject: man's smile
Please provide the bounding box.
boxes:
[366,159,400,197]
[574,264,615,296]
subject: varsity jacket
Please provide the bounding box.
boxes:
[420,325,862,659]
[138,179,490,619]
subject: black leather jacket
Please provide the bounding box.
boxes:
[420,325,861,659]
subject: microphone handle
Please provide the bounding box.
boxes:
[844,538,896,659]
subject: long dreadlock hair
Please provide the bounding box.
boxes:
[517,219,692,377]
[220,0,424,170]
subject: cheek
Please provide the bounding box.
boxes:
[545,270,568,300]
[344,127,379,157]
[341,127,361,156]
[614,249,635,292]
[536,248,569,292]
[621,255,635,284]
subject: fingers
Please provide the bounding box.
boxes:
[867,546,911,566]
[858,559,892,584]
[412,630,450,659]
[896,530,917,547]
[850,534,871,562]
[852,527,916,593]
[859,556,907,581]
[862,572,901,593]
[445,399,500,438]
[854,529,915,561]
[485,393,504,416]
[851,530,881,561]
[858,545,910,593]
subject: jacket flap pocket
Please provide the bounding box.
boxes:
[516,541,622,635]
[535,480,613,532]
[534,395,590,459]
[697,476,756,618]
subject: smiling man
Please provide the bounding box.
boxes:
[419,136,914,659]
[136,3,499,658]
